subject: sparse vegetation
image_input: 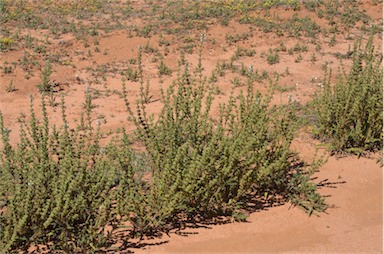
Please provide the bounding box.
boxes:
[0,58,327,253]
[0,0,382,252]
[266,49,280,65]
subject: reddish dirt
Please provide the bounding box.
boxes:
[0,1,382,253]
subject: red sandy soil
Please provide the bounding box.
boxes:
[0,1,382,253]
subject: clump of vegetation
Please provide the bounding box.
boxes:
[158,58,172,76]
[267,49,280,65]
[311,36,383,155]
[37,60,54,93]
[0,37,14,51]
[121,58,326,235]
[0,56,327,252]
[0,93,118,252]
[5,0,383,252]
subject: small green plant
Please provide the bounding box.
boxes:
[267,49,280,65]
[233,46,256,59]
[311,37,383,155]
[284,67,290,76]
[329,34,336,46]
[209,69,218,84]
[0,37,14,51]
[37,61,54,93]
[158,58,172,76]
[225,32,252,46]
[294,54,303,63]
[33,45,47,54]
[215,62,226,77]
[310,53,317,64]
[125,66,139,81]
[292,43,308,53]
[231,76,242,87]
[2,63,13,74]
[277,42,287,52]
[23,34,34,49]
[5,80,16,93]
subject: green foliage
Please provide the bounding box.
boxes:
[303,0,324,12]
[158,58,172,76]
[0,0,131,39]
[311,37,383,155]
[1,55,327,253]
[37,61,54,93]
[267,50,280,65]
[233,46,256,60]
[0,37,14,51]
[122,58,326,235]
[225,32,252,46]
[262,0,300,9]
[0,93,117,252]
[285,14,321,38]
[286,156,327,216]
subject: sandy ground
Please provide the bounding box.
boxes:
[0,1,382,253]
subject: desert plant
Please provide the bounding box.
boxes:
[294,53,303,63]
[0,37,14,51]
[225,32,252,46]
[310,53,317,64]
[292,43,308,53]
[158,58,172,76]
[311,36,383,155]
[5,80,16,93]
[0,93,118,252]
[121,56,326,236]
[2,62,13,74]
[0,54,328,252]
[37,61,54,93]
[267,49,280,65]
[329,34,337,46]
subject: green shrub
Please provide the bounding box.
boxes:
[0,37,14,51]
[311,36,383,155]
[0,94,117,252]
[121,59,326,235]
[37,61,54,94]
[0,57,327,252]
[267,50,280,65]
[158,58,172,76]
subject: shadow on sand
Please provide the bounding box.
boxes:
[110,163,347,253]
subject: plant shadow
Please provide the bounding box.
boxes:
[314,176,347,211]
[111,193,288,253]
[111,160,349,253]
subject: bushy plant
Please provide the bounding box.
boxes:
[267,50,280,65]
[158,58,172,76]
[121,58,326,235]
[311,36,383,155]
[37,61,54,93]
[0,37,14,51]
[0,93,118,252]
[0,56,327,252]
